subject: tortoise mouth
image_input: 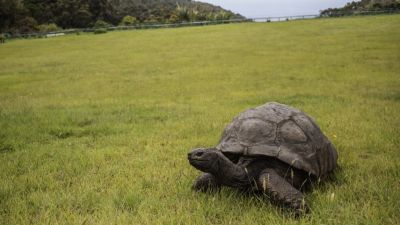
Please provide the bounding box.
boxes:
[188,157,206,161]
[188,159,213,174]
[187,157,208,163]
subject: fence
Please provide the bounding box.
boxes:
[252,15,319,22]
[4,9,400,40]
[6,18,252,39]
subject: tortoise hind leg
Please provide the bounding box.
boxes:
[258,168,309,216]
[192,173,221,192]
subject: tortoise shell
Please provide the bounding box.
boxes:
[216,102,338,177]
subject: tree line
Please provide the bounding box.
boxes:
[0,0,243,34]
[320,0,400,17]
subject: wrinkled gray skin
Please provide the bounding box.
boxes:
[188,102,338,216]
[188,149,311,215]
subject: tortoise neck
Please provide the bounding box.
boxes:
[214,154,250,188]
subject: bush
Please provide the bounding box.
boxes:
[168,14,180,23]
[93,20,110,29]
[0,34,6,44]
[37,23,61,33]
[119,16,138,26]
[144,15,160,24]
[94,28,107,34]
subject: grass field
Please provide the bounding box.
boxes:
[1,15,400,224]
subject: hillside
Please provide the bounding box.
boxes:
[0,0,244,33]
[0,15,399,224]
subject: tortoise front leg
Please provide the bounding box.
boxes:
[258,168,309,216]
[192,173,221,192]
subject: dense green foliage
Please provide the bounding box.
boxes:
[37,23,61,33]
[0,0,242,34]
[119,15,138,26]
[0,33,5,43]
[93,20,111,29]
[0,15,400,224]
[321,0,400,16]
[93,28,108,34]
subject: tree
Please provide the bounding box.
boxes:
[15,16,38,33]
[0,0,24,33]
[320,0,400,17]
[73,8,93,28]
[215,10,233,21]
[0,0,244,32]
[176,3,190,22]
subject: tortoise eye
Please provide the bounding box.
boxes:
[195,152,204,157]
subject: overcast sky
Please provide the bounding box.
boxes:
[201,0,356,17]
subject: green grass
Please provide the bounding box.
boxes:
[0,15,399,224]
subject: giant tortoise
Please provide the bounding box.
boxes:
[188,102,338,215]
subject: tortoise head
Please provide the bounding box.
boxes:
[188,148,223,174]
